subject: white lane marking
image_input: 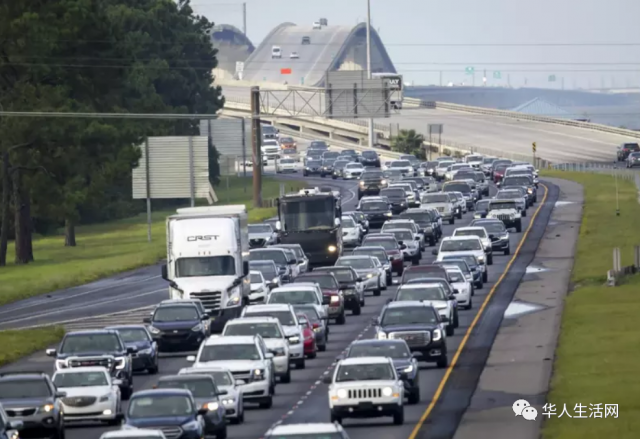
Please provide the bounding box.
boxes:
[0,274,161,317]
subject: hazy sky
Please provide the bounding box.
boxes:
[190,0,640,89]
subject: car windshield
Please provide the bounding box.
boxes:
[403,269,445,282]
[335,364,394,382]
[503,177,532,186]
[336,258,374,269]
[382,222,413,233]
[0,379,51,399]
[438,161,454,168]
[360,201,388,211]
[295,275,338,289]
[276,246,304,260]
[293,305,320,321]
[474,222,505,233]
[246,311,295,326]
[391,160,411,168]
[128,395,193,418]
[362,151,377,158]
[397,285,446,301]
[334,161,349,169]
[323,152,339,159]
[381,307,439,325]
[156,379,217,398]
[250,273,263,283]
[383,169,403,178]
[248,224,272,234]
[322,158,336,165]
[176,255,236,277]
[387,230,413,242]
[60,334,122,354]
[251,250,287,264]
[316,269,356,283]
[441,239,481,252]
[475,201,490,211]
[342,217,356,228]
[250,262,277,279]
[443,183,471,193]
[352,249,387,264]
[281,159,294,164]
[225,323,282,339]
[483,158,496,164]
[455,229,486,238]
[446,270,465,282]
[442,254,478,267]
[422,194,449,203]
[490,201,517,210]
[498,190,523,198]
[53,371,109,388]
[199,344,261,362]
[153,306,198,322]
[363,171,383,179]
[346,164,363,169]
[182,370,234,387]
[400,212,433,223]
[380,189,405,198]
[280,197,335,231]
[310,141,327,149]
[113,328,150,343]
[268,289,319,305]
[362,238,396,250]
[307,160,322,167]
[437,260,469,273]
[348,343,411,359]
[467,155,482,162]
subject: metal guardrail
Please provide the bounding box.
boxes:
[548,162,638,181]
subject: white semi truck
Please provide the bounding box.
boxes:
[161,205,250,332]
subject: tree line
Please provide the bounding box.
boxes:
[0,0,224,266]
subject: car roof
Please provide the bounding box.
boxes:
[442,236,481,241]
[160,299,201,305]
[272,284,317,291]
[267,424,343,435]
[131,388,192,398]
[399,283,443,289]
[444,266,465,274]
[454,227,486,232]
[353,246,386,251]
[203,335,256,346]
[105,324,149,331]
[298,272,334,278]
[350,339,407,347]
[251,248,286,253]
[100,430,166,439]
[337,255,373,260]
[385,300,436,309]
[339,356,392,366]
[65,329,120,337]
[244,304,292,313]
[0,372,50,382]
[157,374,213,383]
[157,302,198,308]
[227,316,279,325]
[179,366,231,374]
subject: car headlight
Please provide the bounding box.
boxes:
[376,332,387,339]
[221,398,235,406]
[477,255,485,263]
[330,295,340,304]
[182,420,200,431]
[465,275,473,281]
[227,296,241,307]
[336,389,348,399]
[359,181,365,186]
[40,404,54,413]
[381,179,387,185]
[403,365,414,373]
[191,323,203,332]
[313,327,322,333]
[204,402,219,411]
[288,336,300,344]
[252,369,266,380]
[328,245,337,252]
[382,387,393,397]
[115,357,126,370]
[385,212,392,217]
[272,347,286,356]
[99,393,112,402]
[55,359,68,369]
[271,277,279,284]
[366,273,373,278]
[432,328,442,341]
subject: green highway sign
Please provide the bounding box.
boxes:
[465,66,475,75]
[493,71,501,79]
[548,75,556,82]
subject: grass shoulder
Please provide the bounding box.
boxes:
[541,171,640,438]
[0,326,65,368]
[0,176,305,307]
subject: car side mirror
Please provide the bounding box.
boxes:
[334,218,341,227]
[265,353,274,359]
[453,289,460,295]
[197,408,209,416]
[336,354,344,361]
[217,389,228,395]
[235,379,246,386]
[201,314,210,320]
[322,375,333,384]
[7,420,23,431]
[400,244,407,250]
[46,348,57,357]
[288,259,296,265]
[275,220,282,231]
[243,261,249,276]
[127,346,138,354]
[356,277,363,282]
[186,355,196,362]
[414,236,420,241]
[143,317,151,324]
[161,264,168,280]
[440,316,450,323]
[114,413,125,422]
[370,317,379,325]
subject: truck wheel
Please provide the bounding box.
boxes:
[487,253,493,265]
[393,408,405,425]
[352,303,361,316]
[446,324,454,336]
[436,355,449,369]
[336,312,346,325]
[330,412,342,424]
[515,221,522,233]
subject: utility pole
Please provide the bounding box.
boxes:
[242,3,247,35]
[250,87,262,208]
[366,0,374,149]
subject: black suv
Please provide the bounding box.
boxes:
[372,301,448,368]
[0,372,65,439]
[303,158,323,176]
[399,208,440,246]
[46,329,136,398]
[379,187,408,214]
[502,175,537,203]
[144,302,210,352]
[360,150,381,167]
[339,339,421,404]
[357,198,392,228]
[358,170,387,198]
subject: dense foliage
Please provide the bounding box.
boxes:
[391,129,426,159]
[0,0,223,264]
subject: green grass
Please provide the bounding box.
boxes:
[541,171,640,439]
[0,326,65,367]
[0,176,305,306]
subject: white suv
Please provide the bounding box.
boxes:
[186,335,275,409]
[323,357,405,425]
[241,304,306,369]
[452,226,493,265]
[266,284,327,321]
[434,236,488,282]
[221,317,291,383]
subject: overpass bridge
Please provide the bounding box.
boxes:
[215,22,640,165]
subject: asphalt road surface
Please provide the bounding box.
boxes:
[1,177,559,439]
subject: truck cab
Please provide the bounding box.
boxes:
[161,205,250,332]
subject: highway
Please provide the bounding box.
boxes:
[1,174,559,439]
[221,84,636,164]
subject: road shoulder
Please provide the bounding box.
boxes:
[452,177,583,439]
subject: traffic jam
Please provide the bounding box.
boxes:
[0,144,541,439]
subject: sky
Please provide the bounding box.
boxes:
[189,0,640,89]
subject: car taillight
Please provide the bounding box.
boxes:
[312,323,320,329]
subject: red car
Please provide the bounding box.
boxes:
[297,313,317,359]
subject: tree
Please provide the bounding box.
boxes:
[391,129,426,158]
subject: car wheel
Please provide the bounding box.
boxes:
[466,299,473,310]
[308,350,317,359]
[386,273,392,285]
[476,280,483,290]
[296,358,306,369]
[408,387,421,405]
[446,324,454,336]
[360,293,365,306]
[352,303,361,315]
[504,246,511,255]
[280,368,291,383]
[453,310,459,328]
[318,343,327,352]
[259,396,273,409]
[522,209,527,217]
[393,408,405,425]
[515,221,522,233]
[330,412,342,424]
[482,270,488,283]
[449,217,455,225]
[487,253,493,265]
[336,311,346,324]
[436,355,449,368]
[216,425,228,439]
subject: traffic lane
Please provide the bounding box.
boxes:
[57,284,400,439]
[280,200,539,438]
